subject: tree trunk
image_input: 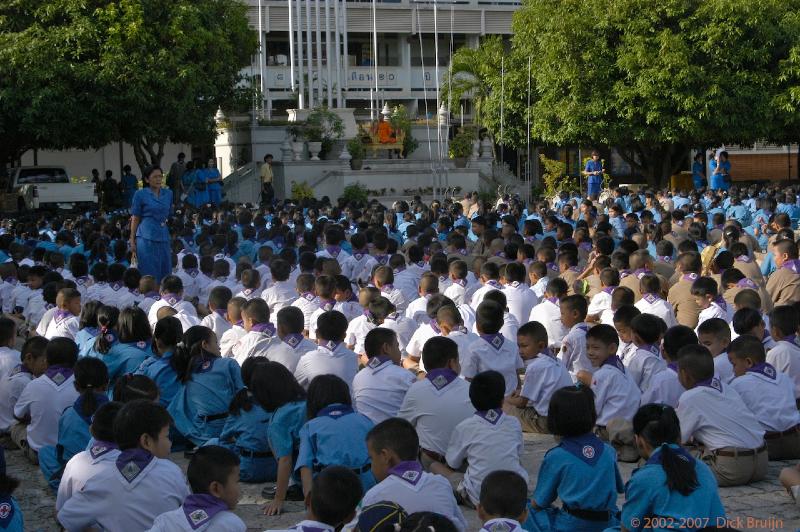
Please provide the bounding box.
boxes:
[131,137,166,177]
[618,143,688,188]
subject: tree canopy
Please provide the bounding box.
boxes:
[0,0,256,172]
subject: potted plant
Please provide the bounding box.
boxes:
[389,104,418,158]
[303,106,344,160]
[347,137,365,170]
[449,129,474,168]
[287,123,305,160]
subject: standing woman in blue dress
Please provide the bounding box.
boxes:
[129,166,172,283]
[583,150,603,201]
[709,150,732,192]
[692,153,706,190]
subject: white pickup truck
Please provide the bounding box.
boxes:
[3,166,98,211]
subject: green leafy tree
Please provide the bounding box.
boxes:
[512,0,800,186]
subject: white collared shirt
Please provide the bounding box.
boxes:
[147,505,246,532]
[352,358,415,424]
[200,312,232,340]
[520,353,573,415]
[220,325,246,358]
[624,346,667,393]
[265,520,334,532]
[264,335,317,373]
[635,295,678,329]
[502,282,539,325]
[231,329,280,366]
[443,282,467,306]
[294,342,359,389]
[405,294,432,325]
[405,322,440,361]
[730,367,800,433]
[767,339,800,398]
[531,277,548,299]
[147,298,197,329]
[261,280,297,325]
[641,365,684,408]
[588,289,613,316]
[0,347,20,383]
[14,373,79,451]
[291,295,320,331]
[461,334,523,396]
[558,323,593,382]
[57,446,121,511]
[344,315,376,354]
[591,362,641,425]
[381,313,419,355]
[0,367,31,432]
[43,312,79,341]
[695,301,732,334]
[480,518,526,532]
[529,299,567,349]
[714,352,735,385]
[174,270,200,300]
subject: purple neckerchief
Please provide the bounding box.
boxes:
[414,260,426,268]
[569,265,582,273]
[457,248,468,255]
[453,278,467,287]
[54,309,73,323]
[523,258,534,267]
[438,275,449,285]
[3,277,17,286]
[241,288,257,297]
[638,343,661,357]
[480,333,505,350]
[696,376,723,392]
[318,403,353,419]
[73,393,109,425]
[641,292,661,304]
[384,312,399,322]
[282,333,304,348]
[347,293,359,303]
[251,322,276,336]
[44,303,55,311]
[375,254,389,265]
[162,293,182,305]
[89,439,118,460]
[747,362,777,380]
[301,291,316,302]
[659,256,672,263]
[45,365,74,386]
[507,281,523,289]
[116,448,154,483]
[547,262,558,272]
[430,321,442,334]
[602,285,617,295]
[782,259,800,274]
[619,269,632,279]
[493,251,506,259]
[367,355,393,370]
[143,291,160,300]
[388,461,424,486]
[380,284,394,294]
[110,282,123,291]
[352,249,368,261]
[481,520,522,532]
[681,273,698,282]
[735,255,752,263]
[646,444,694,467]
[539,347,556,358]
[560,432,605,466]
[426,368,458,390]
[393,266,406,275]
[485,279,502,290]
[579,241,593,252]
[475,408,503,425]
[675,220,685,227]
[213,309,227,319]
[667,362,678,372]
[712,296,727,311]
[736,278,758,290]
[185,268,200,278]
[9,364,32,377]
[320,340,341,352]
[325,245,341,258]
[634,268,651,279]
[602,355,625,373]
[319,298,335,312]
[524,236,537,243]
[235,320,244,328]
[545,296,559,305]
[363,308,374,321]
[183,493,230,530]
[75,276,89,286]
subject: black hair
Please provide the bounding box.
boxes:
[585,324,619,348]
[613,305,641,327]
[690,276,718,298]
[0,317,15,345]
[399,513,458,532]
[662,326,698,361]
[366,418,419,461]
[316,310,348,342]
[421,336,459,370]
[20,336,48,360]
[117,307,151,344]
[277,306,304,334]
[93,305,120,355]
[310,466,364,527]
[771,305,799,338]
[208,286,233,311]
[633,404,698,496]
[187,445,240,494]
[545,277,568,298]
[90,401,123,442]
[631,313,662,344]
[732,307,763,336]
[475,301,503,335]
[113,399,171,450]
[560,294,588,320]
[228,356,270,415]
[728,334,766,363]
[242,297,270,324]
[73,357,110,418]
[468,370,505,411]
[153,316,183,355]
[171,326,218,383]
[249,360,306,414]
[112,374,160,403]
[676,344,714,381]
[78,300,102,330]
[160,275,184,294]
[547,385,597,437]
[479,470,528,519]
[364,328,397,359]
[516,321,548,345]
[46,337,79,368]
[696,318,731,342]
[307,374,351,419]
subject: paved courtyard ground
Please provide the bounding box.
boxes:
[11,433,799,531]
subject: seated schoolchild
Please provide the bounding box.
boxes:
[113,374,160,403]
[137,276,160,316]
[766,305,800,404]
[56,401,123,512]
[478,471,529,532]
[135,317,182,408]
[235,268,261,302]
[90,306,151,396]
[634,273,677,329]
[431,370,528,509]
[586,268,619,323]
[231,298,279,366]
[264,466,363,532]
[146,445,246,531]
[398,337,473,470]
[205,357,276,483]
[39,357,109,490]
[556,295,593,384]
[168,326,245,446]
[307,276,339,340]
[626,313,668,394]
[265,306,318,373]
[43,288,81,341]
[524,386,622,532]
[289,273,318,333]
[641,325,695,407]
[691,276,732,333]
[294,311,358,389]
[75,301,101,358]
[732,307,774,351]
[57,400,189,531]
[0,318,19,382]
[728,335,800,461]
[461,301,524,397]
[0,337,47,446]
[352,328,415,424]
[200,286,233,340]
[147,275,197,329]
[618,404,725,531]
[696,318,734,384]
[296,374,375,494]
[528,278,569,350]
[13,338,80,464]
[332,274,362,322]
[372,297,418,358]
[0,447,23,531]
[404,295,453,370]
[676,345,767,487]
[504,321,572,434]
[355,418,467,531]
[344,287,380,356]
[219,297,247,358]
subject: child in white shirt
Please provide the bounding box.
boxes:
[374,298,418,357]
[557,294,592,384]
[403,294,452,370]
[641,325,693,407]
[294,310,359,389]
[477,471,529,532]
[200,286,233,340]
[692,276,732,333]
[501,262,538,325]
[261,259,300,326]
[234,268,261,302]
[373,266,408,313]
[231,299,279,366]
[528,278,569,350]
[625,313,668,394]
[732,307,775,351]
[175,254,201,301]
[289,273,318,333]
[43,288,81,341]
[634,273,678,328]
[0,337,47,438]
[697,318,734,384]
[148,275,197,329]
[527,261,549,300]
[137,276,161,317]
[0,317,20,381]
[443,259,469,306]
[405,274,438,325]
[307,275,338,340]
[265,306,318,373]
[587,268,619,322]
[767,305,800,402]
[220,298,247,358]
[332,275,362,322]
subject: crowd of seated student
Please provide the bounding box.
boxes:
[2,183,800,530]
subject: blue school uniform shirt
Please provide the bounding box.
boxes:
[709,160,731,190]
[532,433,623,531]
[213,398,276,482]
[295,403,375,491]
[75,327,99,358]
[131,188,172,243]
[135,351,181,408]
[725,204,750,227]
[585,160,603,188]
[0,496,23,532]
[205,167,222,189]
[268,400,307,459]
[89,339,150,396]
[692,161,705,188]
[168,356,244,446]
[621,445,725,531]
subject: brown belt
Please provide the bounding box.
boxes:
[420,447,446,463]
[713,443,767,457]
[765,424,800,440]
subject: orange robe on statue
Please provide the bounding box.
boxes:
[377,121,394,143]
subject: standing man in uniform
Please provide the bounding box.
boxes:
[168,153,186,206]
[261,153,275,206]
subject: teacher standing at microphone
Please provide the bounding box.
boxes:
[129,166,173,282]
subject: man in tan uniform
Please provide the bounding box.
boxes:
[668,252,703,329]
[766,239,800,306]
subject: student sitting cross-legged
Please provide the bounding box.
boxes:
[477,470,529,532]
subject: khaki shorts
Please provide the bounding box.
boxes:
[10,422,37,465]
[506,405,550,434]
[692,445,768,487]
[765,427,800,461]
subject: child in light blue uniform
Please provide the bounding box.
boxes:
[524,385,623,532]
[74,301,101,358]
[253,361,307,516]
[88,306,151,396]
[38,357,109,491]
[168,325,244,446]
[205,357,277,483]
[0,447,23,532]
[135,316,181,408]
[295,374,375,495]
[615,404,725,532]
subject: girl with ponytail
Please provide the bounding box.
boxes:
[90,306,150,396]
[38,357,109,490]
[620,404,725,530]
[75,300,101,358]
[167,326,244,446]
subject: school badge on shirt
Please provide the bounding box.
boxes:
[120,460,142,482]
[188,509,210,527]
